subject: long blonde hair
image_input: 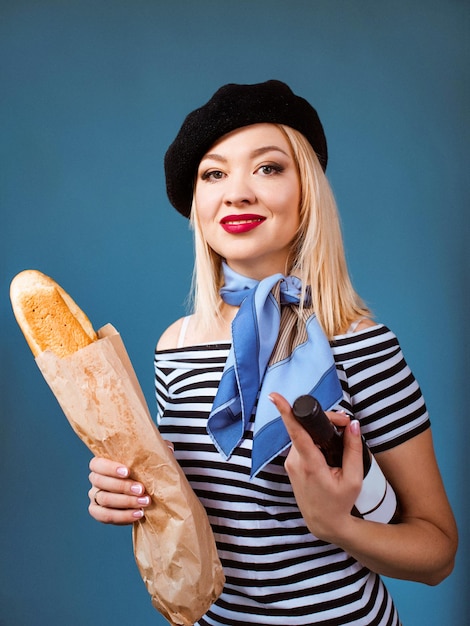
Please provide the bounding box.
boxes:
[189,124,370,339]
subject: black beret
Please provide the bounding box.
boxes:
[164,80,327,217]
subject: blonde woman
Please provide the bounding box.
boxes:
[88,81,457,625]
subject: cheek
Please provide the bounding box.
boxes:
[194,203,220,253]
[193,193,211,228]
[194,183,219,223]
[193,185,205,216]
[274,187,301,228]
[269,175,300,212]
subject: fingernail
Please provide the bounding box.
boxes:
[350,420,360,435]
[131,484,143,495]
[117,467,128,477]
[133,509,144,519]
[268,394,275,403]
[138,496,150,506]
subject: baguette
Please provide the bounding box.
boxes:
[10,268,225,624]
[10,270,97,357]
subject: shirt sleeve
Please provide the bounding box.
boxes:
[332,325,431,453]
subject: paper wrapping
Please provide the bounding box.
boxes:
[35,323,225,626]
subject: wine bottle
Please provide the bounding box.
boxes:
[292,395,398,523]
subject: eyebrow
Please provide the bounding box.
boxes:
[200,145,290,164]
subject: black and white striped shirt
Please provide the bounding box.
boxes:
[155,323,429,625]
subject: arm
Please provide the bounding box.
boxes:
[270,392,458,586]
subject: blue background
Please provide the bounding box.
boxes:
[1,1,468,624]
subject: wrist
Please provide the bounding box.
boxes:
[308,511,359,546]
[332,514,365,548]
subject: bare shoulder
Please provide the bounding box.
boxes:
[156,317,186,351]
[354,318,377,332]
[157,313,232,350]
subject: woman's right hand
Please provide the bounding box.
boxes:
[88,457,151,525]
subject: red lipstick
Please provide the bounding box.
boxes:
[220,214,266,234]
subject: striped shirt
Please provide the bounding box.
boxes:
[155,323,430,625]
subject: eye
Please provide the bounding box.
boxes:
[201,169,225,182]
[257,163,284,176]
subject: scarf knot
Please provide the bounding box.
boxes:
[207,263,342,478]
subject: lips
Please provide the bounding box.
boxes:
[220,214,266,234]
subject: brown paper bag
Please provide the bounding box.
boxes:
[36,323,225,626]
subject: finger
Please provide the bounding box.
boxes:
[88,470,147,499]
[268,392,325,460]
[88,457,147,498]
[341,420,366,488]
[88,499,146,525]
[89,456,130,479]
[327,410,350,429]
[268,391,306,441]
[88,486,150,511]
[88,456,147,497]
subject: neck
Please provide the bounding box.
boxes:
[223,260,294,282]
[191,301,238,344]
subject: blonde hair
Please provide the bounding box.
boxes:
[189,124,370,339]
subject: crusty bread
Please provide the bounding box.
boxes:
[10,270,97,357]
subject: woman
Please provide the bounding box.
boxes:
[88,80,457,625]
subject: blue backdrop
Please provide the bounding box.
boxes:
[1,1,468,624]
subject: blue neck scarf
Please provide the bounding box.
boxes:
[207,263,343,478]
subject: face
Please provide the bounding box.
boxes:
[194,123,301,280]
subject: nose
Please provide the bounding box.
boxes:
[223,173,256,207]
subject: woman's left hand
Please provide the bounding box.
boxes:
[269,392,364,543]
[269,391,458,586]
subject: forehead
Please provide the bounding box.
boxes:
[201,123,291,158]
